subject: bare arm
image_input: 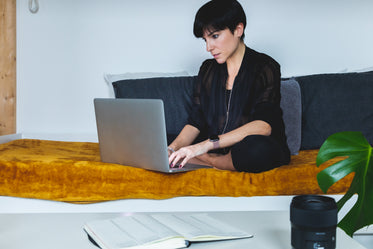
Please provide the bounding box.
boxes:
[169,120,271,167]
[168,125,200,152]
[216,120,271,148]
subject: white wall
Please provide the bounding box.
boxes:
[16,0,373,141]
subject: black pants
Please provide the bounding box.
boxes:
[231,135,290,173]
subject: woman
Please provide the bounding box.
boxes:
[168,0,290,173]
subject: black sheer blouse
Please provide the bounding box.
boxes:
[188,46,288,149]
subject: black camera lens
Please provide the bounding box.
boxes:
[290,195,338,249]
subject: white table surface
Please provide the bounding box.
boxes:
[0,211,367,249]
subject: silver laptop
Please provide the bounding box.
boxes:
[94,98,210,173]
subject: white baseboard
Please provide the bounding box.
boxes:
[0,196,297,214]
[0,133,22,144]
[0,195,349,214]
[21,132,98,142]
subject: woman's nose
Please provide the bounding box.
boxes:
[206,41,212,52]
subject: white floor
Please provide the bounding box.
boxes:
[0,211,368,249]
[354,235,373,249]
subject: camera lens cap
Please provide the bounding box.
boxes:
[290,195,338,228]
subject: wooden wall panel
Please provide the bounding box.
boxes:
[0,0,16,135]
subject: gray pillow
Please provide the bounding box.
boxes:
[280,79,302,155]
[296,71,373,149]
[112,76,195,143]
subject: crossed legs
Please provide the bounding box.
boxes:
[191,135,290,173]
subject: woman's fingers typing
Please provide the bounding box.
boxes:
[168,147,192,168]
[168,142,209,168]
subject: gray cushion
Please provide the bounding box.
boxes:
[280,79,302,155]
[296,71,373,149]
[112,76,195,143]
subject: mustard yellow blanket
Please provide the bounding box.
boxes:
[0,139,351,203]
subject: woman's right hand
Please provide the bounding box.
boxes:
[168,141,210,168]
[167,147,175,157]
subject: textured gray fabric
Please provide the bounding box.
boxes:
[112,76,195,141]
[280,79,302,155]
[296,71,373,150]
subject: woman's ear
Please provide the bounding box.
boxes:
[234,23,244,38]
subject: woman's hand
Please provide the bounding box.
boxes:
[167,147,175,157]
[168,142,210,168]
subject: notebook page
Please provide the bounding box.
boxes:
[151,214,252,241]
[85,215,186,249]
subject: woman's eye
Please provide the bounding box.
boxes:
[212,34,219,39]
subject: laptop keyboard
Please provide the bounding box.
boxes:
[169,163,210,172]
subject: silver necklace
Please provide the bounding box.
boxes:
[222,88,233,134]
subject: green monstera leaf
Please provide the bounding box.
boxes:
[316,131,373,237]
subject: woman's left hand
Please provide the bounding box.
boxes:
[168,142,208,168]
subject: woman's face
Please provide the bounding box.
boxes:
[203,27,242,64]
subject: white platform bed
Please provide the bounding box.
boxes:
[0,134,351,215]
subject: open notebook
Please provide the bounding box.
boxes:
[83,213,253,249]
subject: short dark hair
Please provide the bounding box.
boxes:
[193,0,247,40]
